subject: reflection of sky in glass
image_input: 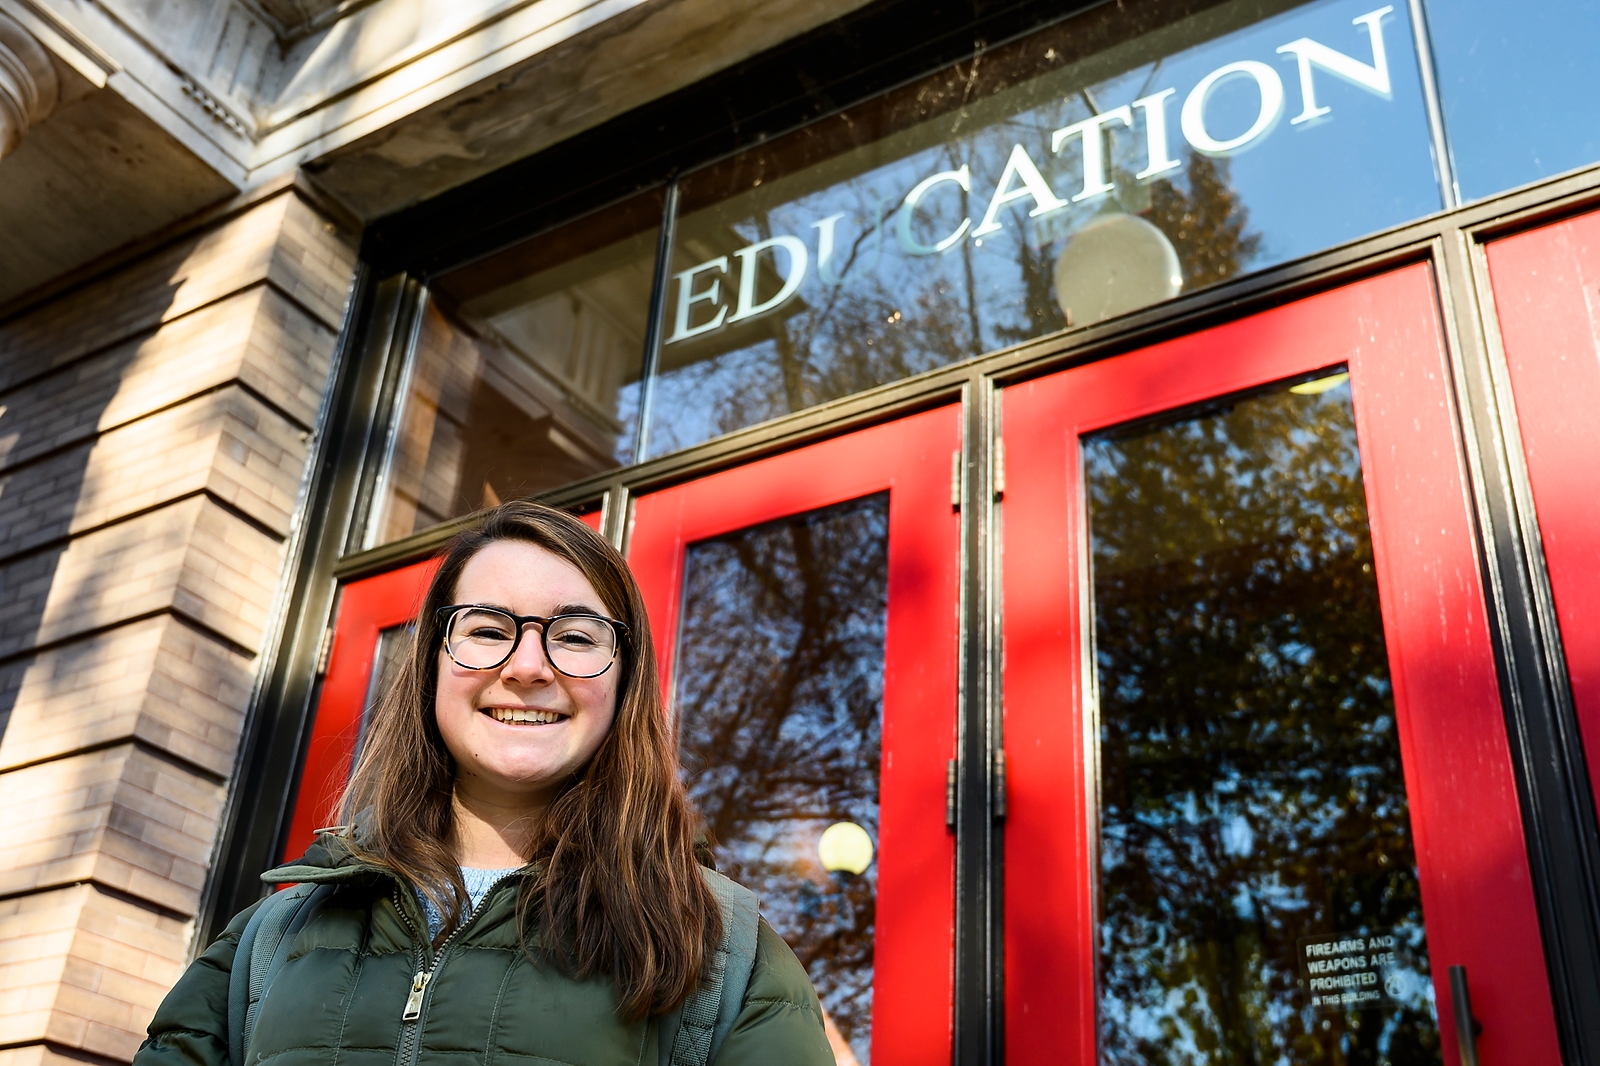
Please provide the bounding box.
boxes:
[1187,2,1439,251]
[1087,378,1440,1066]
[673,495,889,1066]
[1425,0,1600,202]
[645,0,1441,459]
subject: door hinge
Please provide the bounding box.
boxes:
[946,758,958,829]
[993,439,1006,499]
[950,450,962,510]
[315,626,336,675]
[993,750,1008,821]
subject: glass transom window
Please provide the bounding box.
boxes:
[375,0,1462,545]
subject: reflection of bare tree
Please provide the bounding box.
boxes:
[674,495,890,1066]
[1089,383,1440,1066]
[990,125,1070,346]
[750,214,810,415]
[992,207,1067,345]
[954,147,984,359]
[1145,153,1263,289]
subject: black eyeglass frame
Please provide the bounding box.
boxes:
[435,604,630,678]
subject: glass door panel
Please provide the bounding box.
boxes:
[676,495,890,1064]
[628,407,961,1066]
[1483,207,1600,814]
[1002,266,1560,1066]
[1089,376,1434,1062]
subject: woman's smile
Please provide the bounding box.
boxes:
[483,706,570,725]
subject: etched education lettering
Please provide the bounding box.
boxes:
[666,6,1396,344]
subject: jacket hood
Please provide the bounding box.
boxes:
[261,827,389,885]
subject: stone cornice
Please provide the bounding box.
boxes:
[0,8,58,156]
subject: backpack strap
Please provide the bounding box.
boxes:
[227,883,332,1066]
[668,868,760,1066]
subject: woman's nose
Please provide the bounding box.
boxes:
[500,623,557,683]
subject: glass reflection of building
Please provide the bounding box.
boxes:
[228,0,1600,1064]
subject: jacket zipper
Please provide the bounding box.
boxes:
[392,875,520,1066]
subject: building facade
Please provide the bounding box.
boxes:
[2,1,1599,1065]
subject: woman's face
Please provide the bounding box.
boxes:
[435,540,621,807]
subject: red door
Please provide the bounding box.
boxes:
[628,406,961,1066]
[1484,208,1600,814]
[1002,266,1560,1066]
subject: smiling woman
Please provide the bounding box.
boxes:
[429,541,625,869]
[131,501,834,1066]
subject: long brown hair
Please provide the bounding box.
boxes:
[338,501,720,1019]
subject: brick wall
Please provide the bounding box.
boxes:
[0,186,358,1066]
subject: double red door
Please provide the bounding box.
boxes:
[288,261,1581,1065]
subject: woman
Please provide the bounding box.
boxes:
[134,501,834,1066]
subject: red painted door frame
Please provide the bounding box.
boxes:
[1484,209,1600,814]
[1001,264,1560,1066]
[281,512,603,863]
[628,405,962,1066]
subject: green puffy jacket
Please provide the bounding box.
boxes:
[134,834,834,1066]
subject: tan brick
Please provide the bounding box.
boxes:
[0,745,225,913]
[0,286,334,477]
[0,386,312,564]
[0,615,251,775]
[0,186,356,1066]
[268,194,359,329]
[0,494,290,658]
[0,504,192,659]
[0,190,356,388]
[0,1045,84,1066]
[0,885,192,1061]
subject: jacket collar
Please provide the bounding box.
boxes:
[261,826,539,888]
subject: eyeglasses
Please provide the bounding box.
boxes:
[436,605,628,678]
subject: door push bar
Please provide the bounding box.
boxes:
[1449,965,1483,1066]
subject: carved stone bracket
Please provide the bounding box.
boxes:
[0,9,58,158]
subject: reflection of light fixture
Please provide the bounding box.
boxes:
[1289,371,1349,395]
[818,822,874,874]
[1054,213,1183,327]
